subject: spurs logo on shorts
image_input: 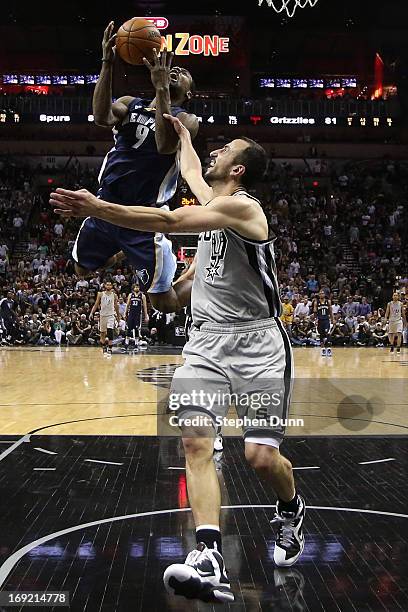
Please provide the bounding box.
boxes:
[202,230,228,282]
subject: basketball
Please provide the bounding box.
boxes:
[116,18,162,66]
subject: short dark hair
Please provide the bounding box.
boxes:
[233,137,267,189]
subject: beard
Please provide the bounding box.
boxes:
[169,81,184,101]
[204,166,218,185]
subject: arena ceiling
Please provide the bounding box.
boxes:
[0,0,406,74]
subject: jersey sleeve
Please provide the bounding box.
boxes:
[172,106,187,117]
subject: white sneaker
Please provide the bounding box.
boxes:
[163,543,234,602]
[326,348,332,357]
[272,496,306,567]
[321,348,326,357]
[213,434,224,452]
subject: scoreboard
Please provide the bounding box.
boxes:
[0,112,396,128]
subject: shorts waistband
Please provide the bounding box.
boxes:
[197,317,278,334]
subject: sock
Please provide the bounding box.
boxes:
[278,492,300,515]
[196,525,222,553]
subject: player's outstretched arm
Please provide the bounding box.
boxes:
[50,189,265,239]
[163,114,213,204]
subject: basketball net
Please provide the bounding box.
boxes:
[258,0,319,18]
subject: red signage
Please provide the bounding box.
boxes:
[139,16,230,57]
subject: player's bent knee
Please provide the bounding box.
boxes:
[245,442,283,472]
[182,431,214,461]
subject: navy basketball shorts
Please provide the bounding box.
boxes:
[317,319,331,339]
[72,182,176,293]
[127,313,142,332]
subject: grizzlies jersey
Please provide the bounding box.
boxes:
[316,300,330,320]
[98,98,186,205]
[128,293,142,319]
[191,191,281,326]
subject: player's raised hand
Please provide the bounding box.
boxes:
[143,47,174,90]
[50,188,100,218]
[102,21,117,63]
[163,113,191,139]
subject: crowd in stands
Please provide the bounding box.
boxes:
[0,154,407,348]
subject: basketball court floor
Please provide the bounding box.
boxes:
[0,345,407,611]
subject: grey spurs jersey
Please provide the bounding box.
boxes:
[191,190,282,326]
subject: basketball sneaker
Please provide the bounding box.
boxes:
[271,495,306,567]
[213,435,224,452]
[213,428,224,452]
[163,542,234,603]
[397,347,401,354]
[272,568,306,612]
[321,348,326,356]
[326,348,332,357]
[390,346,394,353]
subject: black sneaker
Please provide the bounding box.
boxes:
[271,496,306,567]
[163,542,234,602]
[397,347,401,354]
[390,346,394,353]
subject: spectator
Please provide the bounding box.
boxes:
[343,296,359,318]
[358,297,372,317]
[294,297,310,319]
[54,222,64,237]
[306,274,319,296]
[66,318,83,345]
[280,297,294,336]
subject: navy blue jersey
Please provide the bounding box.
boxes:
[316,300,330,320]
[128,293,143,319]
[98,98,186,205]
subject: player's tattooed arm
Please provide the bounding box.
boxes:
[163,114,212,204]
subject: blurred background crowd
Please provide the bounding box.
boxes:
[0,151,407,348]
